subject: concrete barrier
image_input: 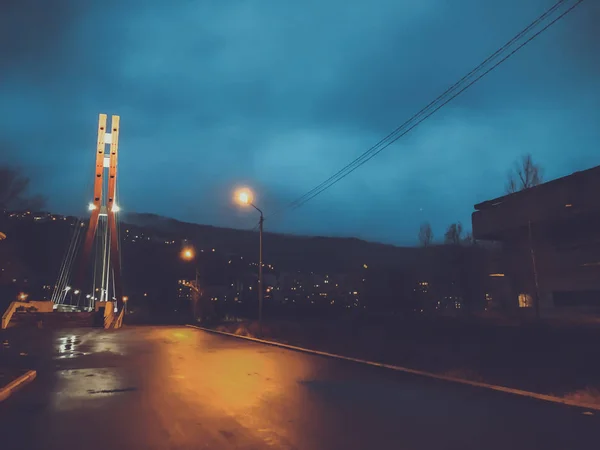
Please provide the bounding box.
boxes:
[2,301,58,329]
[0,370,37,403]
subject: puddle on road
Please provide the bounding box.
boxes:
[52,368,133,411]
[56,352,88,359]
[87,387,138,395]
[54,335,88,360]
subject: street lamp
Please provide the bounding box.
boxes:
[180,246,195,261]
[234,187,264,333]
[180,245,199,290]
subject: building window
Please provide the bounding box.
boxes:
[518,293,533,308]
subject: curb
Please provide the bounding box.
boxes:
[0,370,37,403]
[186,324,600,413]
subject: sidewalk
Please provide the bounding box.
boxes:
[211,316,600,405]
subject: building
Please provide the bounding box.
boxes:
[472,165,600,314]
[177,279,194,301]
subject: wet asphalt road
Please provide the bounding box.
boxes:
[0,326,599,449]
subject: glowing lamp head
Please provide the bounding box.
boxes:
[235,188,254,206]
[18,292,28,301]
[88,203,96,211]
[180,247,195,261]
[73,290,80,295]
[112,203,120,212]
[238,191,250,204]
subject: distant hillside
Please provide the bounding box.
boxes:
[121,212,424,273]
[2,210,492,314]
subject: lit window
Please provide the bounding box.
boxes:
[518,293,533,308]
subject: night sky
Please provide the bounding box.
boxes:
[1,0,599,245]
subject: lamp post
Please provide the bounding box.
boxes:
[235,188,264,334]
[180,245,200,290]
[180,245,201,321]
[73,289,81,308]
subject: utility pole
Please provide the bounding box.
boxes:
[258,211,264,336]
[528,220,541,319]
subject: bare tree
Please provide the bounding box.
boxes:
[506,154,543,194]
[418,222,434,247]
[462,231,474,246]
[0,165,45,210]
[444,222,463,245]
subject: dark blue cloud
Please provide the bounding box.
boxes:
[1,0,599,245]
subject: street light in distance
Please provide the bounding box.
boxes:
[180,246,196,261]
[180,245,200,291]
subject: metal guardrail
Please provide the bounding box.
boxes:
[55,304,83,313]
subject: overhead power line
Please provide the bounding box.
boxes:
[269,0,584,219]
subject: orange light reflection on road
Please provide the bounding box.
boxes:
[156,329,282,412]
